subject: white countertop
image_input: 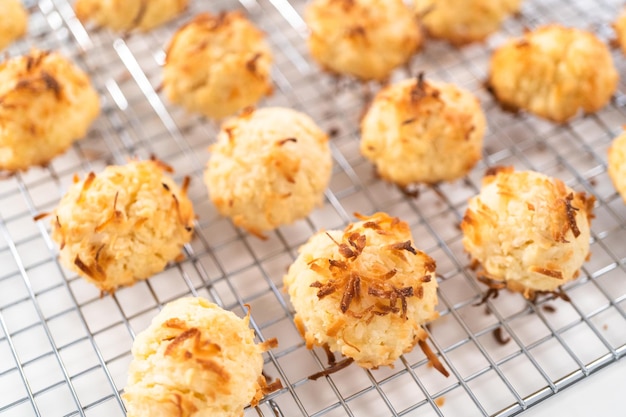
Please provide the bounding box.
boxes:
[521,358,626,416]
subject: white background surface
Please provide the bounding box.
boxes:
[522,358,626,416]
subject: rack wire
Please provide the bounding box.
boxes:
[1,0,626,416]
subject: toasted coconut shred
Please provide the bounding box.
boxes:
[284,212,445,371]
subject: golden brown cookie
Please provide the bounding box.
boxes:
[0,0,27,50]
[123,297,275,417]
[415,0,523,45]
[0,49,100,172]
[75,0,187,32]
[306,0,422,82]
[51,160,194,293]
[205,107,331,238]
[284,212,438,368]
[608,130,626,203]
[488,25,618,122]
[613,9,626,55]
[163,12,273,119]
[461,167,594,299]
[361,75,486,185]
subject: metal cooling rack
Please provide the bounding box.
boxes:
[1,0,626,416]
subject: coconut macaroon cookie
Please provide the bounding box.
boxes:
[461,167,595,300]
[608,130,626,203]
[414,0,523,45]
[488,25,618,123]
[0,0,28,51]
[163,12,273,120]
[75,0,187,32]
[284,212,439,369]
[305,0,422,82]
[360,75,486,186]
[0,49,100,172]
[49,160,195,293]
[205,107,332,238]
[123,297,277,417]
[613,9,626,55]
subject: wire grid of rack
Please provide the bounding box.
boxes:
[1,0,626,416]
